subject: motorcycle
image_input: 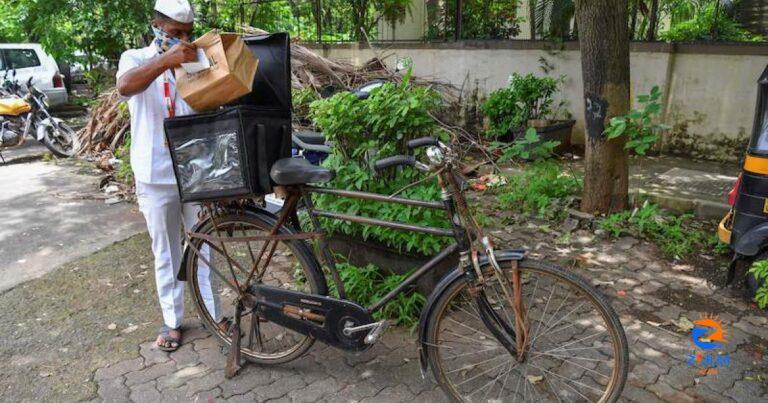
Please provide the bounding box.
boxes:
[0,70,79,162]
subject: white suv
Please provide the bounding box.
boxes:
[0,44,68,107]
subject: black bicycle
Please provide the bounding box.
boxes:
[182,137,629,402]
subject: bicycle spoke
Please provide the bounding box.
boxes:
[431,263,626,402]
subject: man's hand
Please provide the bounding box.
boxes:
[116,42,198,98]
[161,42,198,69]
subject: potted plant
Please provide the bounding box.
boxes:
[481,73,574,154]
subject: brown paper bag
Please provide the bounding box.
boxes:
[175,31,259,111]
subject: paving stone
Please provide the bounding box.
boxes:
[219,365,273,398]
[96,376,130,402]
[251,374,306,401]
[156,364,208,390]
[124,361,176,387]
[734,319,768,339]
[184,369,225,397]
[413,388,450,403]
[286,354,333,384]
[623,384,664,403]
[647,381,695,403]
[193,336,221,351]
[95,357,144,381]
[685,384,737,403]
[360,384,416,403]
[743,315,768,327]
[724,380,765,403]
[129,380,161,402]
[197,347,226,370]
[138,341,171,366]
[629,361,664,387]
[324,380,384,402]
[288,377,342,403]
[182,325,211,343]
[169,343,199,369]
[658,365,696,391]
[226,392,258,402]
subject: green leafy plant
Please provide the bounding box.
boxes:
[660,3,765,43]
[605,86,669,155]
[292,88,318,123]
[481,73,565,139]
[748,260,768,309]
[309,71,448,256]
[481,73,563,137]
[599,202,712,259]
[115,134,133,185]
[497,160,582,219]
[327,262,425,328]
[491,128,561,162]
[84,67,114,98]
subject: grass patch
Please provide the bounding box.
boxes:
[599,202,728,260]
[495,160,582,221]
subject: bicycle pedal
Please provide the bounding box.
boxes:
[364,321,389,345]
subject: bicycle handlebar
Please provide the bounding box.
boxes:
[374,155,416,172]
[407,137,439,150]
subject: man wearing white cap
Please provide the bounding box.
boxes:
[117,0,223,351]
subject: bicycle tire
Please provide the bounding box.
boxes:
[185,208,328,365]
[425,258,629,402]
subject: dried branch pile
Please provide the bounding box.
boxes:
[77,90,129,157]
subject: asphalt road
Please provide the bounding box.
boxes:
[0,142,145,292]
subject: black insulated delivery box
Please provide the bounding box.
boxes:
[164,33,293,203]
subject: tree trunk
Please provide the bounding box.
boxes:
[629,1,638,40]
[646,0,659,41]
[529,0,536,39]
[575,0,631,214]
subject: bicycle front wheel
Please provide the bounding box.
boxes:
[425,259,628,402]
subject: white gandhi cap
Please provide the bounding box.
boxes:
[154,0,195,24]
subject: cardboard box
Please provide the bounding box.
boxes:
[175,31,259,111]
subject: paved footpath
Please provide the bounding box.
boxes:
[92,227,768,403]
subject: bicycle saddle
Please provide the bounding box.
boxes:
[270,158,335,185]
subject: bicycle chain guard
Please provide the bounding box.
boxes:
[248,284,376,351]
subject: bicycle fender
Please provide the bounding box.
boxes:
[177,204,281,282]
[417,249,527,378]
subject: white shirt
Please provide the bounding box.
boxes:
[117,46,195,185]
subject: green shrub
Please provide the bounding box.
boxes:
[660,4,764,42]
[599,203,713,259]
[497,160,582,220]
[480,73,565,139]
[309,71,449,256]
[292,88,318,123]
[605,86,669,155]
[490,127,561,162]
[327,262,425,328]
[115,134,133,184]
[748,260,768,309]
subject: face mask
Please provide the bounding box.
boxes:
[153,26,182,54]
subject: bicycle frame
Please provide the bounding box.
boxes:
[189,154,530,363]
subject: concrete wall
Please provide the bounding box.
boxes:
[306,41,768,161]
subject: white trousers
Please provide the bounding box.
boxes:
[136,182,222,329]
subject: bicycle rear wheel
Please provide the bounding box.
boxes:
[425,259,628,402]
[185,208,327,365]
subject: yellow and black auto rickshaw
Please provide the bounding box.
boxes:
[720,64,768,296]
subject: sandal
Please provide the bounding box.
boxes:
[157,325,182,352]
